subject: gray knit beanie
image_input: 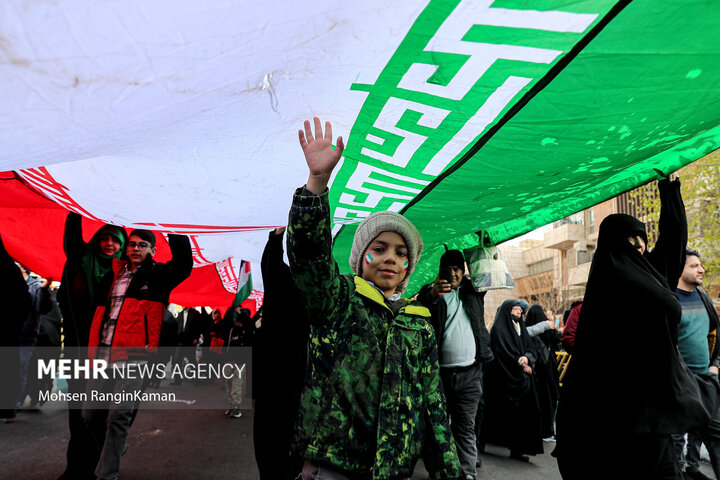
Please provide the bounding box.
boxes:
[349,211,423,295]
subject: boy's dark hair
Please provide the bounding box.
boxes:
[129,229,156,247]
[686,248,700,259]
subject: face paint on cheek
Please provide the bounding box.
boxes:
[365,253,373,264]
[403,261,408,270]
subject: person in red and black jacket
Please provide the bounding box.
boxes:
[83,229,192,480]
[559,301,582,355]
[87,230,192,360]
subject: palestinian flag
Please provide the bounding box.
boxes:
[234,261,253,307]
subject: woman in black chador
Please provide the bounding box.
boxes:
[554,175,720,479]
[481,299,544,460]
[56,212,128,480]
[525,304,560,440]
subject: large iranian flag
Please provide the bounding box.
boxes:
[1,0,719,301]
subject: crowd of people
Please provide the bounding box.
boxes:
[1,116,719,480]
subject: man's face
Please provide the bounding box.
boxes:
[99,233,122,257]
[447,265,464,290]
[361,231,408,296]
[127,235,156,267]
[627,235,646,254]
[681,255,704,287]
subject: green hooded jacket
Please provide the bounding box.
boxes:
[287,187,461,480]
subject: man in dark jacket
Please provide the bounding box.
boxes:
[418,249,493,480]
[672,249,720,480]
[177,306,205,347]
[170,306,206,384]
[83,229,192,480]
[15,265,52,411]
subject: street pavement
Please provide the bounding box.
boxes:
[0,380,714,479]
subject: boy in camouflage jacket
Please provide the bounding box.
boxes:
[287,118,462,480]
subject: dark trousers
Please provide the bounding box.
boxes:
[82,368,144,480]
[62,377,98,479]
[441,363,483,479]
[475,372,485,448]
[672,406,720,478]
[698,410,720,478]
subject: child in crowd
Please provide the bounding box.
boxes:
[287,118,461,480]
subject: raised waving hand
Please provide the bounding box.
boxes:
[299,117,344,194]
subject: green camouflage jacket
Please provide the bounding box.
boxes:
[287,187,461,480]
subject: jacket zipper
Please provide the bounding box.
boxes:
[144,313,149,347]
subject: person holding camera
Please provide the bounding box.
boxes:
[418,249,493,480]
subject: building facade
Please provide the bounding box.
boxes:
[484,189,654,322]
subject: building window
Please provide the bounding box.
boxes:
[577,250,592,265]
[558,212,584,226]
[588,210,595,234]
[528,258,554,275]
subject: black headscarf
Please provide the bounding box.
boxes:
[525,304,548,329]
[490,299,535,402]
[525,304,552,364]
[559,213,719,437]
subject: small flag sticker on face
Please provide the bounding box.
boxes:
[403,261,408,270]
[365,253,373,264]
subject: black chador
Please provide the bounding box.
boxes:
[525,304,560,439]
[555,188,720,479]
[481,299,544,457]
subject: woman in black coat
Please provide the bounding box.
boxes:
[553,174,720,480]
[555,205,720,479]
[254,227,309,479]
[480,299,544,460]
[55,212,128,480]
